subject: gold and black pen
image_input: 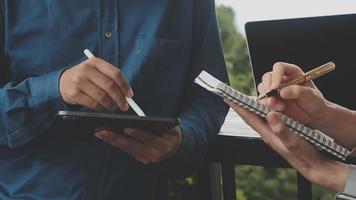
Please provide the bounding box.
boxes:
[257,62,336,100]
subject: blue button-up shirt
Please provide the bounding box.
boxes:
[0,0,228,199]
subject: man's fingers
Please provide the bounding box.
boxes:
[280,85,316,100]
[95,130,146,156]
[261,72,272,89]
[86,67,129,111]
[266,112,308,154]
[266,112,289,137]
[95,130,161,164]
[124,128,156,143]
[79,78,115,110]
[271,62,304,89]
[74,91,103,110]
[267,97,285,112]
[280,85,326,117]
[91,58,133,98]
[265,112,328,175]
[225,99,273,140]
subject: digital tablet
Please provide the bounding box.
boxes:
[56,111,180,135]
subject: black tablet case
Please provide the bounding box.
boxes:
[56,111,180,135]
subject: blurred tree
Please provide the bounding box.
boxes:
[216,6,255,95]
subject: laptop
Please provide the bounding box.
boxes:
[245,13,356,110]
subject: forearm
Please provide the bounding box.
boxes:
[317,160,348,192]
[313,100,356,149]
[0,69,68,147]
[158,93,228,178]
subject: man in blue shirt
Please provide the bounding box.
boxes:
[0,0,228,199]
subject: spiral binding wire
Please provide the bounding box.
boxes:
[216,83,350,160]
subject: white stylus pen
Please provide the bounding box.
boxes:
[84,49,146,117]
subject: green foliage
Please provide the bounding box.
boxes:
[313,185,336,200]
[167,175,198,200]
[236,166,297,200]
[216,6,256,96]
[167,5,335,200]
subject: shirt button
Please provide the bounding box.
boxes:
[105,32,112,39]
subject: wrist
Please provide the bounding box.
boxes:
[313,100,335,126]
[322,160,348,192]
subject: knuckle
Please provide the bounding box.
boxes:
[87,57,100,65]
[273,62,284,70]
[294,87,303,96]
[68,89,80,99]
[91,101,101,109]
[257,83,266,93]
[262,72,271,81]
[273,125,284,135]
[80,62,92,70]
[113,70,122,80]
[96,91,108,100]
[72,75,84,84]
[262,137,271,146]
[291,64,303,72]
[285,138,300,151]
[105,80,116,90]
[116,95,126,105]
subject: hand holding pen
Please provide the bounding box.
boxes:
[257,62,335,100]
[59,49,140,114]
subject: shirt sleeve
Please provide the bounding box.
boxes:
[0,68,69,148]
[158,0,229,179]
[0,5,71,148]
[342,165,356,198]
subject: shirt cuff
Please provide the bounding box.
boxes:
[3,68,70,147]
[172,125,197,163]
[158,124,202,179]
[29,68,70,111]
[344,165,356,197]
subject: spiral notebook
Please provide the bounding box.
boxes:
[195,71,350,160]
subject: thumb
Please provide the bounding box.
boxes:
[266,112,300,148]
[266,112,287,136]
[266,112,306,154]
[280,85,326,117]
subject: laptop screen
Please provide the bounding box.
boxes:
[245,13,356,110]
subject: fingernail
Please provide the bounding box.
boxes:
[128,89,134,97]
[267,112,279,124]
[95,132,103,139]
[123,103,129,111]
[119,103,129,111]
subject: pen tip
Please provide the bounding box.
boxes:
[257,94,267,100]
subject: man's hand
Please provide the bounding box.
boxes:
[225,99,348,192]
[60,57,133,111]
[258,62,328,125]
[94,126,182,165]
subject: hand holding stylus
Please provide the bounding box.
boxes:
[83,49,145,116]
[59,50,134,112]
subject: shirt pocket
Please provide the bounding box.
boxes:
[134,39,187,115]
